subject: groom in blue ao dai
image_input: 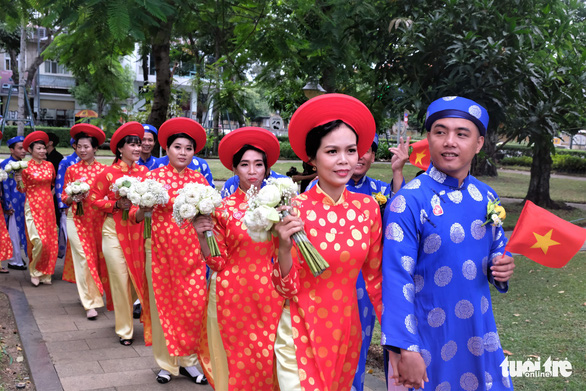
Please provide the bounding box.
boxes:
[381,96,516,390]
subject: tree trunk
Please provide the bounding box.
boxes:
[195,57,206,125]
[141,42,149,87]
[471,127,498,177]
[24,55,44,91]
[17,24,26,137]
[146,20,173,130]
[212,76,220,155]
[321,65,336,93]
[211,32,222,156]
[9,49,19,81]
[97,93,105,118]
[525,140,562,209]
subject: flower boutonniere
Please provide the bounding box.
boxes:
[483,197,506,227]
[373,191,388,215]
[373,191,387,206]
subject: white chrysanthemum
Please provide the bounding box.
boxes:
[256,184,281,208]
[244,205,279,233]
[185,191,201,205]
[270,177,298,196]
[128,192,141,205]
[179,203,197,219]
[70,184,82,194]
[80,182,90,192]
[134,182,148,195]
[198,198,214,215]
[141,193,156,207]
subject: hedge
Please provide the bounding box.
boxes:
[498,144,586,158]
[501,155,586,173]
[1,125,72,147]
[279,141,297,159]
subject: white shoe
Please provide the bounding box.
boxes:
[31,277,40,287]
[86,309,98,320]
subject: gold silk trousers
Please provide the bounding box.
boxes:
[145,238,198,375]
[66,210,104,310]
[102,216,137,340]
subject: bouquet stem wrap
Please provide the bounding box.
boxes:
[205,229,220,257]
[282,210,329,277]
[144,211,152,239]
[122,208,129,221]
[76,201,84,216]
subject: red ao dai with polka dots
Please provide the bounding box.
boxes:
[207,188,284,390]
[272,186,383,391]
[142,165,210,357]
[0,202,13,260]
[20,160,58,274]
[61,160,109,298]
[90,161,152,345]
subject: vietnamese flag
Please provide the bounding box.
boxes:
[409,138,431,170]
[506,201,586,268]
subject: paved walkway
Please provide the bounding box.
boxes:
[0,259,387,391]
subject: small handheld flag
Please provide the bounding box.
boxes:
[505,201,586,268]
[409,138,431,170]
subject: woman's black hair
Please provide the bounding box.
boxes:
[74,132,99,149]
[29,140,46,151]
[305,120,359,161]
[114,135,141,162]
[167,132,196,150]
[233,145,270,179]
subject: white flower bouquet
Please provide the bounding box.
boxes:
[244,177,329,277]
[0,168,8,182]
[172,183,223,256]
[125,179,170,239]
[111,176,140,220]
[4,160,28,188]
[64,180,91,216]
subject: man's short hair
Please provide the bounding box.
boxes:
[47,133,60,146]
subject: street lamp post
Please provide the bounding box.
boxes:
[302,80,326,99]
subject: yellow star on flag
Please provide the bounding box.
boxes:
[414,151,427,166]
[530,229,561,254]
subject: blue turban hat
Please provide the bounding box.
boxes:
[425,96,489,136]
[7,136,24,148]
[370,132,380,153]
[142,124,158,135]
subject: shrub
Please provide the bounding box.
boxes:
[279,141,297,159]
[501,156,532,167]
[552,155,586,173]
[497,144,586,159]
[501,154,586,173]
[1,125,71,147]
